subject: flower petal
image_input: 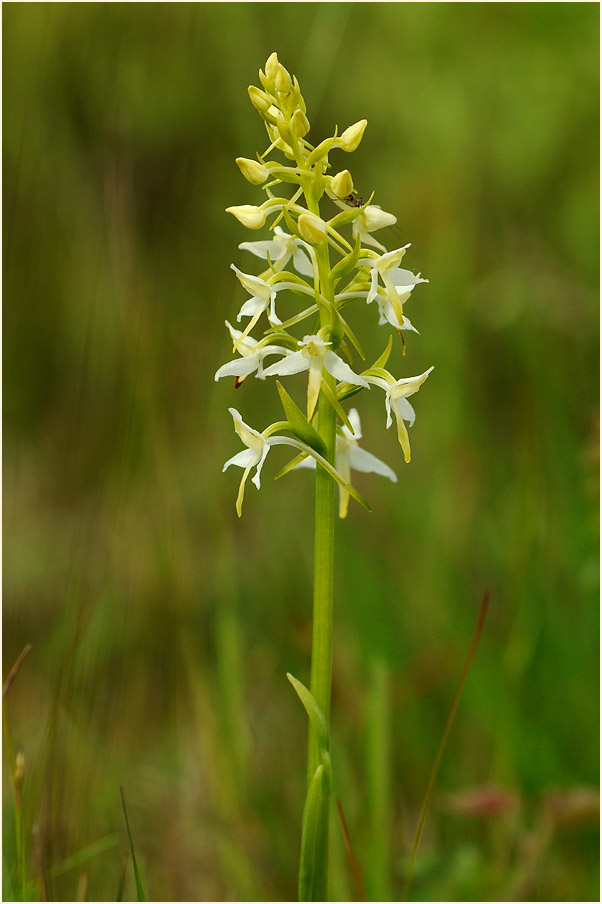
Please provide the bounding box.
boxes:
[324,351,369,387]
[347,446,397,481]
[261,350,309,378]
[215,355,261,381]
[223,449,257,472]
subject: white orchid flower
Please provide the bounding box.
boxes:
[239,225,313,276]
[352,204,398,252]
[223,408,369,517]
[222,408,276,515]
[366,366,434,463]
[296,408,397,517]
[214,322,293,385]
[359,247,428,330]
[232,264,283,327]
[261,334,369,419]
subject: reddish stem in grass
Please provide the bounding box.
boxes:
[336,798,368,902]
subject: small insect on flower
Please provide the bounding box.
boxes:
[342,193,365,208]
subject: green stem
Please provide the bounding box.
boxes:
[308,384,337,784]
[303,229,337,901]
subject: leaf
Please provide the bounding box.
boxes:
[335,382,365,403]
[330,234,362,283]
[269,437,372,512]
[276,382,326,456]
[335,309,365,361]
[371,335,393,370]
[287,673,330,754]
[273,451,311,481]
[120,787,146,902]
[319,379,354,434]
[298,763,331,903]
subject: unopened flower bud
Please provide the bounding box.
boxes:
[248,85,271,113]
[331,169,354,199]
[339,119,368,152]
[362,205,397,231]
[265,52,279,81]
[236,157,269,185]
[298,212,327,245]
[290,109,310,139]
[275,63,292,95]
[226,205,267,230]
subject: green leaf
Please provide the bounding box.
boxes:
[271,270,313,289]
[336,382,365,403]
[319,379,354,434]
[268,437,372,512]
[276,382,326,456]
[336,309,365,360]
[273,451,311,481]
[371,335,393,370]
[298,763,331,903]
[287,673,330,754]
[120,787,146,902]
[331,234,362,282]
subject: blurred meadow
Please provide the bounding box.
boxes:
[3,3,599,901]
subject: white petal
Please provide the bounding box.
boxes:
[348,446,397,482]
[238,239,280,260]
[389,268,428,289]
[261,350,309,378]
[347,408,362,440]
[398,398,416,426]
[237,295,265,320]
[324,351,369,387]
[215,355,261,381]
[251,443,270,489]
[292,247,314,276]
[223,449,256,472]
[366,267,380,306]
[229,407,267,453]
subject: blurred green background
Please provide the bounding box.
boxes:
[3,3,599,901]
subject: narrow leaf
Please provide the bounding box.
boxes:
[276,382,326,456]
[273,451,311,481]
[335,311,365,361]
[319,379,354,434]
[120,787,146,902]
[287,673,330,754]
[298,764,331,902]
[269,437,371,512]
[372,335,393,371]
[335,382,364,404]
[331,234,362,283]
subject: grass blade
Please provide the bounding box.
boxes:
[119,787,146,902]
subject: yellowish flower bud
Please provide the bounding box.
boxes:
[226,205,267,229]
[275,63,292,95]
[265,52,279,81]
[339,119,368,152]
[248,85,271,113]
[331,169,354,199]
[298,212,327,245]
[290,109,310,139]
[236,157,269,185]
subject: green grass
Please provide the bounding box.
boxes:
[3,3,599,901]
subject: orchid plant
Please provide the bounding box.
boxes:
[216,52,433,901]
